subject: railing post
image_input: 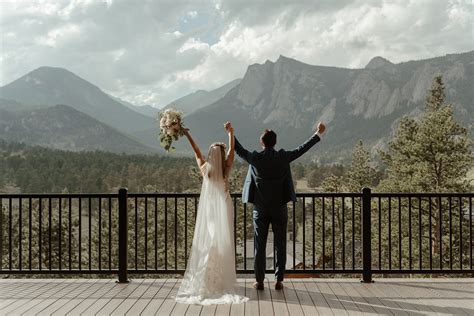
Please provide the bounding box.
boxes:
[361,187,373,283]
[117,188,129,283]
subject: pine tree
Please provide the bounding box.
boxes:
[378,75,472,193]
[377,75,472,269]
[345,140,378,192]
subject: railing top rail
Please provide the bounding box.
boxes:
[0,193,119,198]
[371,192,474,197]
[0,192,472,198]
[127,192,364,198]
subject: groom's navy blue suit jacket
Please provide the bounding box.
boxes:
[234,134,320,208]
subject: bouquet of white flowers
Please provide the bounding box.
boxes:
[157,108,185,152]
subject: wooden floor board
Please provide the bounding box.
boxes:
[0,278,472,315]
[140,279,176,316]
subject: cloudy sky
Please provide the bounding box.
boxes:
[1,0,472,107]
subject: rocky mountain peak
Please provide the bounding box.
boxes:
[365,56,394,69]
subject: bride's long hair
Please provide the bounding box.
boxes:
[207,142,226,179]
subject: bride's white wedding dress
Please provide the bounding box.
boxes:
[175,146,249,305]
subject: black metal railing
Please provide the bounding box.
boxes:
[0,188,472,283]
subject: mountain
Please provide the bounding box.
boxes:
[109,95,158,118]
[181,52,473,163]
[1,52,471,161]
[163,78,241,114]
[0,67,155,134]
[0,103,157,154]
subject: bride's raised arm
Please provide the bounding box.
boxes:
[224,122,234,171]
[183,129,205,168]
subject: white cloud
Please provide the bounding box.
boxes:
[0,0,472,107]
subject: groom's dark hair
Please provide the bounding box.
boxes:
[261,129,277,148]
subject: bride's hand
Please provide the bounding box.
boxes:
[224,121,233,134]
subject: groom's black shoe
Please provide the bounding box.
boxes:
[275,281,283,290]
[253,281,264,290]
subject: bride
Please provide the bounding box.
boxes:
[175,121,248,305]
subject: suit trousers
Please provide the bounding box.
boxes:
[253,204,288,282]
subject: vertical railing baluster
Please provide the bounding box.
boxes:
[312,197,315,270]
[98,197,102,271]
[164,197,168,270]
[59,198,62,271]
[429,197,432,270]
[185,197,188,267]
[388,197,391,271]
[439,196,442,270]
[302,197,306,270]
[145,197,148,271]
[108,197,112,270]
[378,197,381,270]
[194,197,197,220]
[459,197,462,270]
[361,188,372,283]
[118,188,129,283]
[0,198,2,271]
[135,197,138,270]
[39,198,42,270]
[29,197,32,271]
[408,197,412,271]
[69,197,72,271]
[293,201,296,271]
[9,197,12,270]
[419,197,422,270]
[49,197,52,270]
[174,197,178,271]
[342,197,345,271]
[398,196,401,270]
[449,196,452,270]
[19,198,22,270]
[352,196,355,270]
[155,197,158,271]
[88,197,91,271]
[470,197,472,271]
[322,197,325,270]
[332,196,335,271]
[79,198,82,270]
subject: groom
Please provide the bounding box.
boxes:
[234,122,326,290]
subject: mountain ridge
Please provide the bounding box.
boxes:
[0,66,155,135]
[180,50,473,163]
[0,103,158,154]
[0,51,471,161]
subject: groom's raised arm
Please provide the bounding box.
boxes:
[285,122,325,162]
[234,136,256,165]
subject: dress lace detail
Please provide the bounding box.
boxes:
[176,150,248,305]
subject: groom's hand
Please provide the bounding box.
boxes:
[316,122,326,135]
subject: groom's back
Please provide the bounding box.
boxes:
[236,133,320,208]
[246,148,294,208]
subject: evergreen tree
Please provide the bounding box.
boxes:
[378,75,472,193]
[377,75,472,270]
[345,140,378,192]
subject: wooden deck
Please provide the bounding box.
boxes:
[0,278,473,315]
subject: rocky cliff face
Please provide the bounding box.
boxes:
[183,51,473,163]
